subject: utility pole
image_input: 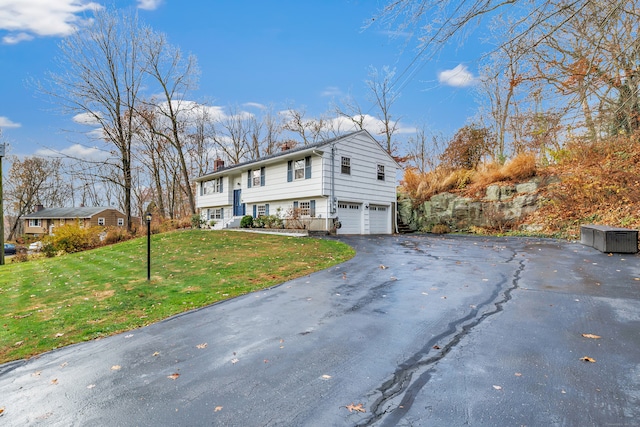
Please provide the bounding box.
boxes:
[0,142,5,266]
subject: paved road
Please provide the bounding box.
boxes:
[1,234,639,426]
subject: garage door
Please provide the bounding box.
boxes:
[369,204,390,234]
[337,202,362,235]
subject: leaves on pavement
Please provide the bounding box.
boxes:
[580,356,596,363]
[214,406,223,412]
[343,403,366,413]
[231,358,239,364]
[492,385,502,390]
[111,365,121,371]
[196,343,208,349]
[582,333,601,339]
[167,373,180,380]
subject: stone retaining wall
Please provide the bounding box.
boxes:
[399,176,556,232]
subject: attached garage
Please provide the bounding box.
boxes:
[337,202,362,235]
[369,204,390,234]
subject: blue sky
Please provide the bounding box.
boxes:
[0,0,482,159]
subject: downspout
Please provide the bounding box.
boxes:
[331,145,336,215]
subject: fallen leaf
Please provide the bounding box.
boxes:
[433,345,441,350]
[580,356,596,363]
[514,372,522,377]
[55,333,64,338]
[111,365,121,371]
[51,378,58,385]
[264,359,269,363]
[379,265,388,270]
[344,403,366,413]
[493,385,502,390]
[196,343,208,349]
[214,406,223,412]
[231,358,239,364]
[167,373,180,380]
[59,362,68,368]
[321,374,332,380]
[32,371,41,377]
[87,384,96,389]
[582,333,601,339]
[0,407,4,415]
[125,334,134,338]
[152,351,160,357]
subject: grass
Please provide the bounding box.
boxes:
[0,230,355,364]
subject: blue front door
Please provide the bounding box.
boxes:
[233,189,245,216]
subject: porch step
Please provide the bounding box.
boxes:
[224,216,244,229]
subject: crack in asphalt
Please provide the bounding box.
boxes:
[356,247,526,427]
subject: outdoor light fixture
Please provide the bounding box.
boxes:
[146,212,152,281]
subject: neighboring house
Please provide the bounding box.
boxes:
[195,130,399,235]
[22,206,127,237]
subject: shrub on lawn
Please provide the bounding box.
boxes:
[45,224,101,254]
[240,215,254,228]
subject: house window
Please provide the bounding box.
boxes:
[208,208,223,220]
[248,167,265,187]
[202,178,222,195]
[294,160,305,180]
[298,201,311,216]
[252,169,262,187]
[287,157,311,182]
[117,218,124,226]
[341,157,351,174]
[377,164,385,181]
[29,219,41,227]
[98,217,105,226]
[257,205,267,217]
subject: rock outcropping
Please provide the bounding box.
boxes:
[399,177,555,232]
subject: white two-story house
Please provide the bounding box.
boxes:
[194,130,399,235]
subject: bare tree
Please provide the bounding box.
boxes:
[44,8,146,231]
[139,30,200,215]
[5,156,67,240]
[366,65,400,154]
[406,126,445,173]
[281,106,326,145]
[213,105,251,164]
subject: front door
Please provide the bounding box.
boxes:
[233,189,245,216]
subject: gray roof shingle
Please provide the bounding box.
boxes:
[22,207,118,219]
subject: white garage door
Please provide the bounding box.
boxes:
[337,202,362,235]
[369,204,390,234]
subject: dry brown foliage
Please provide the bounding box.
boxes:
[401,152,537,204]
[529,135,640,238]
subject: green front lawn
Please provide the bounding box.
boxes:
[0,230,355,364]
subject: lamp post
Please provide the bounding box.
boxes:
[0,142,5,266]
[146,212,152,281]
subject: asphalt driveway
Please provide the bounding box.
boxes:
[1,234,639,426]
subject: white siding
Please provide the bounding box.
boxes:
[195,131,398,234]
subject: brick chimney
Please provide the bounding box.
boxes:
[214,158,225,171]
[34,204,45,212]
[280,140,297,151]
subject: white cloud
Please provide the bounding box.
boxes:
[137,0,163,10]
[0,0,102,44]
[35,143,109,161]
[72,112,101,126]
[438,64,477,88]
[2,32,33,44]
[0,116,21,128]
[320,86,343,97]
[243,102,266,110]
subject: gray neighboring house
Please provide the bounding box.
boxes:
[22,206,127,237]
